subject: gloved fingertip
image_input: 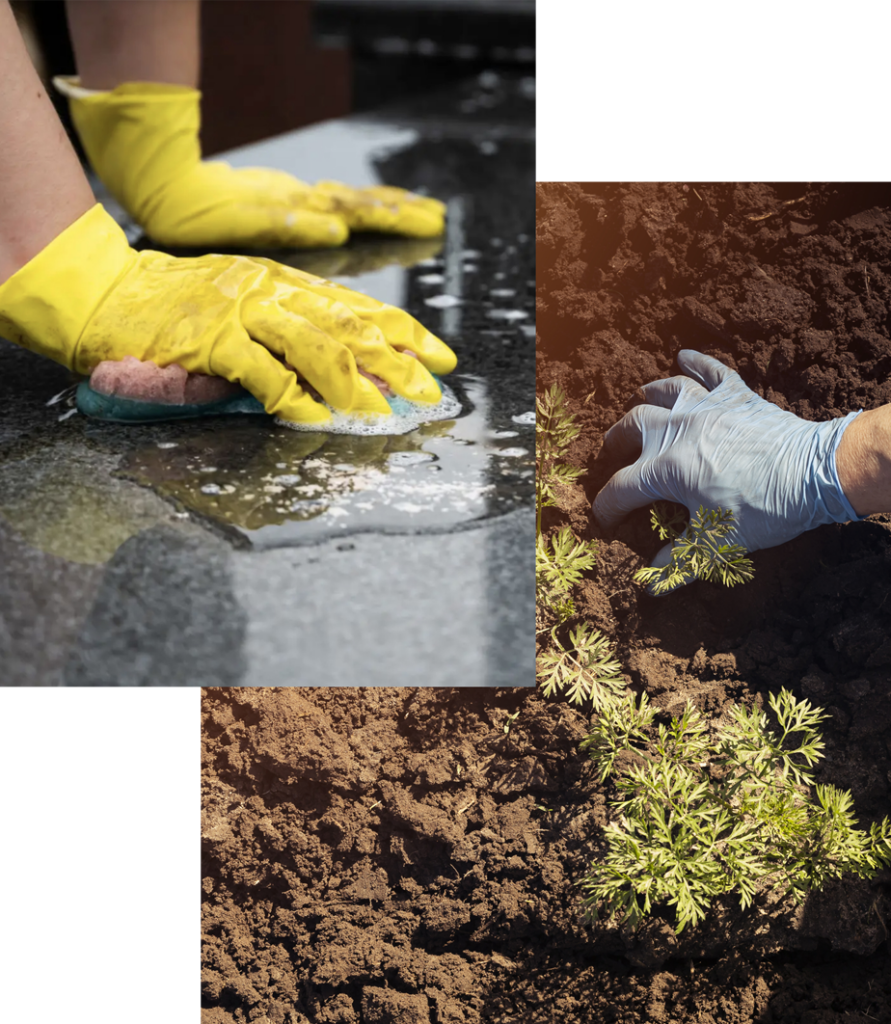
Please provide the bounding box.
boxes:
[591,496,617,532]
[349,376,393,415]
[274,392,332,425]
[415,336,457,376]
[399,208,446,238]
[677,349,734,390]
[643,542,693,597]
[282,209,349,248]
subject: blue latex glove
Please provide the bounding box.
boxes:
[592,350,863,572]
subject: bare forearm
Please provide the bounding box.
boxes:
[66,0,201,90]
[0,0,94,285]
[836,405,891,516]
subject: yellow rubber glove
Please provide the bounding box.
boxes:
[53,78,446,248]
[0,205,457,424]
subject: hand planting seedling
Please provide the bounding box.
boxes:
[578,688,891,934]
[633,503,755,595]
[536,382,598,620]
[592,350,864,590]
[537,622,625,709]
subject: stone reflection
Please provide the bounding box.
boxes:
[123,418,457,532]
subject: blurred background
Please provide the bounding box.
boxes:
[11,0,535,154]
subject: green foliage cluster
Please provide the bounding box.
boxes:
[578,688,891,933]
[634,504,755,595]
[537,623,625,709]
[535,383,599,622]
[535,384,624,708]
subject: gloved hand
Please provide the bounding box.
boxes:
[0,204,456,424]
[593,350,863,567]
[53,78,446,248]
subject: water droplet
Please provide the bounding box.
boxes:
[488,309,528,321]
[425,294,462,309]
[389,452,434,466]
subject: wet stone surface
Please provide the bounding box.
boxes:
[121,376,532,544]
[0,74,534,686]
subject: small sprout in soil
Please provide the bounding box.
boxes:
[578,688,891,934]
[537,622,625,709]
[634,504,755,595]
[503,710,521,735]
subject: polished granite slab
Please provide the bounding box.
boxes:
[0,73,534,686]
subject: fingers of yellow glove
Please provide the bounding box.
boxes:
[362,185,447,218]
[211,334,331,424]
[231,166,315,201]
[312,180,445,237]
[360,305,457,376]
[257,260,458,378]
[357,344,444,406]
[356,186,446,237]
[149,164,350,248]
[244,301,391,416]
[146,198,348,249]
[275,208,349,249]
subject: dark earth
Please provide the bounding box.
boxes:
[534,183,891,1022]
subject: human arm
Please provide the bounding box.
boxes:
[835,404,891,517]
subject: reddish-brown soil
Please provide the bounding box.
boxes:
[534,182,891,1021]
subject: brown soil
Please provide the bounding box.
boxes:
[534,182,891,1021]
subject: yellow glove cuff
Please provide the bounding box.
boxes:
[54,76,203,230]
[0,204,136,372]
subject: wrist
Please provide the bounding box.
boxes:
[836,406,891,517]
[0,204,136,371]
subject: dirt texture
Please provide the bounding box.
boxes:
[535,182,891,1021]
[202,683,891,1024]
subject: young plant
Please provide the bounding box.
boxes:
[536,383,585,535]
[536,525,597,621]
[634,504,755,595]
[578,688,891,933]
[537,622,625,709]
[535,383,598,621]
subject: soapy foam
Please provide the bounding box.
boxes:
[276,380,462,437]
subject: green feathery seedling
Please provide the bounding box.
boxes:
[536,525,597,621]
[634,504,755,595]
[535,383,598,621]
[537,622,626,709]
[578,688,891,933]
